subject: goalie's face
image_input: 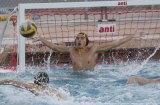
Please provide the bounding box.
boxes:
[75,34,86,49]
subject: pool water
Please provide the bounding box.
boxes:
[0,61,160,105]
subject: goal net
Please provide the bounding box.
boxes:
[14,0,160,70]
[0,8,18,71]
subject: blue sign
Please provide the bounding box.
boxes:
[0,8,8,14]
[33,15,40,20]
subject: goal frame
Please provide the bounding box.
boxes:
[17,0,160,70]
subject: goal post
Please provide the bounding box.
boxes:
[17,0,160,70]
[17,6,25,71]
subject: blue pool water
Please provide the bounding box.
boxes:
[0,61,160,105]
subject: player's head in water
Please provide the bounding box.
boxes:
[75,32,89,49]
[34,72,49,85]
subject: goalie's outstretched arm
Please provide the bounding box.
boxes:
[35,37,70,53]
[96,35,133,52]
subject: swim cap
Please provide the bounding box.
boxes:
[34,72,49,85]
[76,32,89,46]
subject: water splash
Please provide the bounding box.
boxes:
[113,47,160,76]
[138,46,159,71]
[1,64,160,105]
[44,50,53,71]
